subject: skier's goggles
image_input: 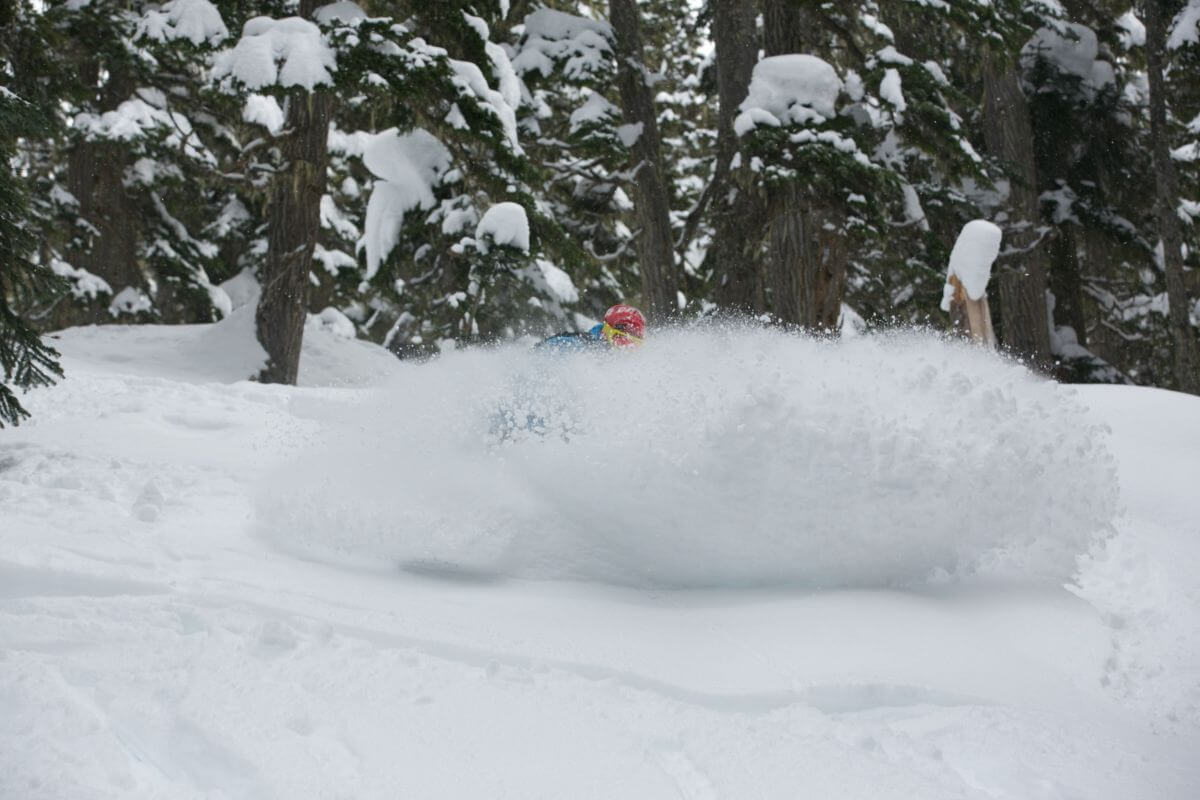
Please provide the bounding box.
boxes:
[601,322,643,347]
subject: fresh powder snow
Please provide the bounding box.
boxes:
[2,317,1198,798]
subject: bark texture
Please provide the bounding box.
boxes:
[761,0,846,330]
[981,55,1053,369]
[59,63,143,328]
[766,186,847,329]
[1144,0,1200,394]
[709,0,760,312]
[609,0,677,320]
[256,0,332,385]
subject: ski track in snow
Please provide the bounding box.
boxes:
[2,318,1198,799]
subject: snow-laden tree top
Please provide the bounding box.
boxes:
[511,8,613,80]
[212,17,337,91]
[1168,0,1200,49]
[136,0,228,46]
[734,55,842,136]
[1022,23,1116,95]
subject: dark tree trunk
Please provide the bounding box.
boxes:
[982,55,1053,369]
[1047,226,1088,348]
[257,91,331,384]
[609,0,677,321]
[709,0,760,312]
[60,63,142,328]
[767,188,847,330]
[760,0,845,330]
[1144,0,1200,394]
[255,0,331,385]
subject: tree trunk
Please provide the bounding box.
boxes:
[761,0,846,330]
[60,62,142,328]
[1046,226,1088,348]
[257,92,330,384]
[609,0,677,321]
[1144,0,1200,394]
[981,55,1053,369]
[709,0,760,312]
[256,3,331,384]
[766,186,847,329]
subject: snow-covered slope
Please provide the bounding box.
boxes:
[2,315,1198,799]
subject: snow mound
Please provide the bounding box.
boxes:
[48,303,399,388]
[258,324,1118,588]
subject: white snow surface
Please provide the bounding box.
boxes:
[3,318,1199,798]
[942,219,1001,310]
[735,54,841,136]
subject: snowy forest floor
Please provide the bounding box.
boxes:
[2,308,1199,799]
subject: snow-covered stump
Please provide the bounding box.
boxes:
[941,220,1000,347]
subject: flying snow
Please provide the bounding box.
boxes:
[258,324,1117,589]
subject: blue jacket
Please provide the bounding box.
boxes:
[536,324,605,353]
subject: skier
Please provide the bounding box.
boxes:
[537,304,646,351]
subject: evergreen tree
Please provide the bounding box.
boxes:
[1,0,63,426]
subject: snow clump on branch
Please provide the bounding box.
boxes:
[475,202,530,253]
[734,54,842,135]
[211,16,337,91]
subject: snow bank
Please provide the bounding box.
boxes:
[45,302,398,388]
[258,325,1117,588]
[735,55,841,136]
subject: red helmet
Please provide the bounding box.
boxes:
[601,304,645,347]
